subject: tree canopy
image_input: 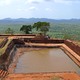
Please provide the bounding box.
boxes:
[33,22,50,35]
[20,25,32,34]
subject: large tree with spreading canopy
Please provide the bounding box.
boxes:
[33,21,50,35]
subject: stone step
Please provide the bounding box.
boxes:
[0,69,8,79]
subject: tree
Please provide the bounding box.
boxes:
[33,22,42,31]
[20,25,32,34]
[5,28,14,35]
[33,22,50,35]
[40,26,49,35]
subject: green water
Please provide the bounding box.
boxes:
[15,48,80,74]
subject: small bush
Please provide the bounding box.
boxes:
[51,76,64,80]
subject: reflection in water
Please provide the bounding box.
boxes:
[15,48,80,74]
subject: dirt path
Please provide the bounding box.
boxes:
[4,72,80,80]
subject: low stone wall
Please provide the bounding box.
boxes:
[64,40,80,56]
[0,34,36,36]
[24,39,64,43]
[13,39,25,45]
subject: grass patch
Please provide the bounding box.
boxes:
[0,38,4,44]
[73,41,80,46]
[0,39,12,56]
[51,76,63,80]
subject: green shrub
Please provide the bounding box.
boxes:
[51,76,63,80]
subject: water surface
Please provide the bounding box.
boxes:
[15,48,80,74]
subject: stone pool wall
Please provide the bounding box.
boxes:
[24,38,80,57]
[0,39,25,70]
[0,39,25,62]
[24,39,64,43]
[64,40,80,56]
[1,38,80,62]
[0,38,80,71]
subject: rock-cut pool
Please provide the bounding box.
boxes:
[14,48,80,74]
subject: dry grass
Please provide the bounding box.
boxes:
[0,39,12,56]
[73,41,80,46]
[0,38,4,44]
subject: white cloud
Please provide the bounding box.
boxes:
[44,0,52,1]
[64,0,80,1]
[17,8,23,11]
[17,6,37,12]
[25,0,43,4]
[54,0,80,4]
[29,6,37,10]
[54,0,70,3]
[45,8,52,11]
[0,0,13,6]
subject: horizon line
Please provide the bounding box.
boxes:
[0,17,80,20]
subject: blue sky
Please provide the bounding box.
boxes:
[0,0,80,19]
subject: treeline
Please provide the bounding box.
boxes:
[1,22,80,41]
[5,22,50,35]
[49,23,80,40]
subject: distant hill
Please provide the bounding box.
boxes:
[0,18,80,24]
